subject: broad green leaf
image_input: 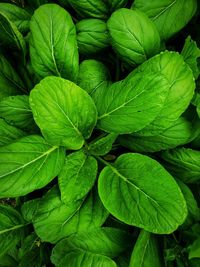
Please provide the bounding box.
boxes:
[0,12,26,57]
[0,3,31,34]
[107,8,160,66]
[97,71,169,134]
[131,51,195,135]
[58,150,97,203]
[30,77,97,149]
[0,135,65,198]
[161,148,200,183]
[129,230,163,267]
[78,59,111,95]
[0,205,25,257]
[119,117,194,153]
[188,237,200,259]
[23,186,108,243]
[52,251,117,267]
[98,153,187,234]
[88,133,117,156]
[133,0,197,40]
[0,119,26,147]
[30,4,78,81]
[76,19,110,55]
[51,227,131,262]
[0,95,36,131]
[0,55,26,100]
[181,36,200,79]
[66,0,109,19]
[51,227,130,266]
[177,180,200,228]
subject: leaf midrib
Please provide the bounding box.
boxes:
[0,145,58,179]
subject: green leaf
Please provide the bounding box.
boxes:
[30,76,97,149]
[76,19,110,55]
[177,180,200,228]
[129,230,163,267]
[181,36,200,79]
[98,153,187,234]
[51,227,131,266]
[161,148,200,183]
[0,12,26,57]
[30,3,79,81]
[88,133,117,156]
[67,0,109,19]
[0,3,31,34]
[188,237,200,259]
[52,251,117,267]
[133,0,197,40]
[0,119,26,147]
[0,55,26,100]
[132,51,195,135]
[23,186,108,243]
[119,117,194,153]
[58,150,98,204]
[0,205,25,257]
[0,135,65,198]
[0,95,36,131]
[97,70,169,134]
[78,59,111,95]
[107,8,160,66]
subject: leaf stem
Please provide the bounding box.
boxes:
[96,156,111,167]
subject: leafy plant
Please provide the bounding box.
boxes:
[0,0,200,266]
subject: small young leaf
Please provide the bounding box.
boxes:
[181,36,200,79]
[58,150,98,203]
[78,59,111,95]
[129,230,163,267]
[88,133,117,156]
[188,237,200,259]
